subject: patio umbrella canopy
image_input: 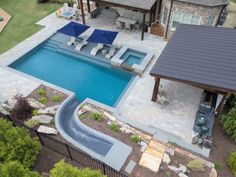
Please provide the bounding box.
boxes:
[57,21,90,37]
[87,29,118,45]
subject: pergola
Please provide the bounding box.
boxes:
[150,25,236,112]
[79,0,157,40]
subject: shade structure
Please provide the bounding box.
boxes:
[87,29,118,45]
[57,21,90,37]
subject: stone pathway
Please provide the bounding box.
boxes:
[139,139,166,173]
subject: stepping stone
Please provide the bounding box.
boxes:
[125,160,136,174]
[139,152,162,173]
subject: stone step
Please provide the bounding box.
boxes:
[148,140,166,153]
[139,152,162,173]
[145,147,164,159]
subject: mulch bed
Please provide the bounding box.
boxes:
[209,114,236,177]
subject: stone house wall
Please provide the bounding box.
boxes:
[159,0,224,37]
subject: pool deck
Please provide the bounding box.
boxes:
[0,8,208,156]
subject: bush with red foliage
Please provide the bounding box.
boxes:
[10,95,34,120]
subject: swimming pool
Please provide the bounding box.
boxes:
[10,40,134,107]
[121,49,146,65]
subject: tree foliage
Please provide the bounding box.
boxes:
[227,151,236,177]
[0,119,40,168]
[49,160,105,177]
[221,107,236,141]
[0,161,41,177]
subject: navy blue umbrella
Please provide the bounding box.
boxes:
[57,21,90,37]
[87,29,118,45]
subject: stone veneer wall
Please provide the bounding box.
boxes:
[159,0,224,38]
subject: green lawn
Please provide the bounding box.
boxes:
[0,0,60,54]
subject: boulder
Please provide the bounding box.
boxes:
[168,165,180,174]
[104,112,116,121]
[165,147,175,156]
[0,105,10,115]
[38,105,59,115]
[210,168,217,177]
[163,153,171,165]
[37,125,58,134]
[179,164,187,173]
[178,172,188,177]
[27,98,46,109]
[32,115,53,124]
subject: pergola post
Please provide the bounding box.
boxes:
[151,77,161,102]
[86,0,91,13]
[79,0,86,25]
[141,13,146,41]
[216,93,228,114]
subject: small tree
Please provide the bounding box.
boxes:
[0,161,41,177]
[10,95,34,120]
[49,160,105,177]
[0,119,40,168]
[221,107,236,141]
[227,151,236,176]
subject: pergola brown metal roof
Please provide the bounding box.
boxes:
[89,0,157,40]
[150,25,236,103]
[93,0,157,11]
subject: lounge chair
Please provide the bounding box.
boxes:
[67,37,76,46]
[75,38,88,51]
[90,43,104,56]
[60,3,76,19]
[105,46,116,59]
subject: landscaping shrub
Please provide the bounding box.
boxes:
[49,0,73,5]
[32,109,39,116]
[187,159,205,172]
[37,88,46,96]
[215,162,223,171]
[37,0,49,3]
[39,97,48,104]
[0,119,40,168]
[109,122,120,132]
[221,107,236,141]
[0,161,41,177]
[227,151,236,176]
[51,95,61,102]
[10,95,34,120]
[130,134,141,143]
[24,119,39,128]
[225,94,236,109]
[91,112,104,122]
[49,160,105,177]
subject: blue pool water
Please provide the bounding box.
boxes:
[121,49,146,65]
[10,45,134,107]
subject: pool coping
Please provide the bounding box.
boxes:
[55,96,132,171]
[111,44,154,74]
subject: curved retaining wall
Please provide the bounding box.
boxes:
[55,96,132,171]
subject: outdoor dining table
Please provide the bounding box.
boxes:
[60,8,77,19]
[117,16,137,25]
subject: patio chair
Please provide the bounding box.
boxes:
[105,46,116,59]
[116,21,123,29]
[67,37,76,46]
[90,43,104,56]
[63,3,69,12]
[125,22,132,30]
[75,38,88,51]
